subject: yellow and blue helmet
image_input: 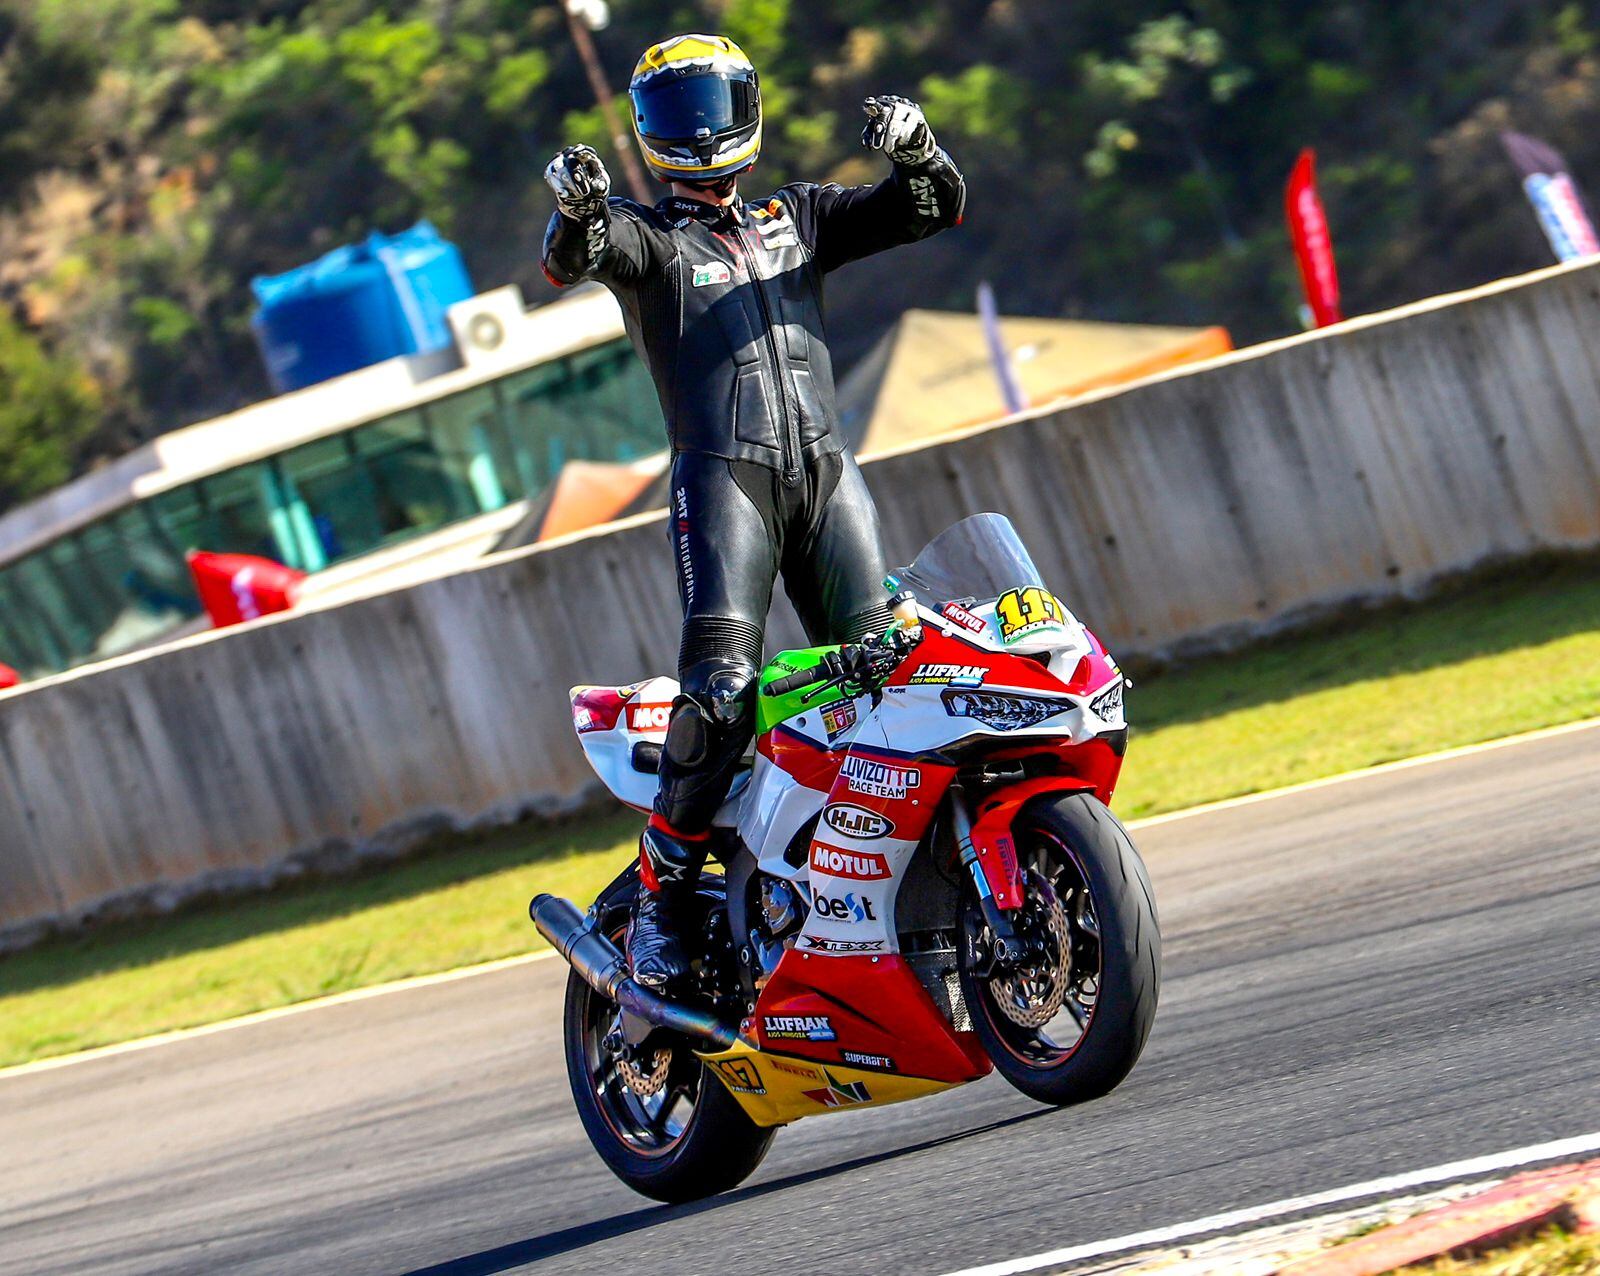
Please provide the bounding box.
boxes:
[629,34,761,185]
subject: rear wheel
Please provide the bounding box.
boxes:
[561,873,774,1202]
[959,793,1160,1105]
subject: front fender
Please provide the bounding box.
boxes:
[968,777,1098,910]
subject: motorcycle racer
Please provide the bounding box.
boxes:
[541,33,966,992]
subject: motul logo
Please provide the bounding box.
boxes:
[941,602,986,633]
[628,703,672,731]
[811,843,891,880]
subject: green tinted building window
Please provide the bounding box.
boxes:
[198,464,282,559]
[0,565,64,673]
[499,337,662,494]
[277,433,381,564]
[423,384,513,508]
[352,410,465,541]
[0,335,664,677]
[76,511,199,658]
[7,553,87,668]
[274,410,467,566]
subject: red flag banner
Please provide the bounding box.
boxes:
[0,662,18,691]
[1286,148,1344,328]
[1500,131,1600,263]
[187,551,305,629]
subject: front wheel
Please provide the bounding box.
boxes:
[958,793,1161,1105]
[561,871,774,1202]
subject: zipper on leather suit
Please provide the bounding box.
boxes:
[735,220,803,487]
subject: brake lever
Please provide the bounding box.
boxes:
[801,631,917,707]
[800,674,848,704]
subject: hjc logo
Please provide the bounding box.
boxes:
[823,804,893,840]
[628,704,671,731]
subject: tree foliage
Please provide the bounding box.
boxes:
[1,0,1598,509]
[0,310,100,508]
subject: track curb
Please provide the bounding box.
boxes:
[1273,1158,1600,1275]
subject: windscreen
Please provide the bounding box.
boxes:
[892,513,1048,608]
[632,71,759,140]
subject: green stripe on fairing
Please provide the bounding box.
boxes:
[756,646,846,735]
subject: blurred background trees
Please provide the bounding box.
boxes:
[1,0,1598,506]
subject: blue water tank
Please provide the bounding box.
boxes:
[251,222,474,393]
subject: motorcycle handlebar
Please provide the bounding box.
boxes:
[763,666,827,697]
[760,629,919,699]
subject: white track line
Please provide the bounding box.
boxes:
[936,1130,1600,1276]
[6,711,1599,1081]
[1126,712,1600,829]
[0,950,559,1081]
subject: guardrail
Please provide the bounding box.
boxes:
[5,258,1600,943]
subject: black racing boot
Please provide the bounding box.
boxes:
[627,820,708,991]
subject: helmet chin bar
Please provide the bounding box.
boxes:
[682,172,741,198]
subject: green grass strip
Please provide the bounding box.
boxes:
[3,558,1600,1067]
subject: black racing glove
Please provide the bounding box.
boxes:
[861,95,938,166]
[544,144,611,219]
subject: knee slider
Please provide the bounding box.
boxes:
[665,659,757,766]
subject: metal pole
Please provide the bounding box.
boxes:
[976,281,1027,416]
[563,7,655,205]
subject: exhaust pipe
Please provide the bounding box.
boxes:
[529,893,738,1050]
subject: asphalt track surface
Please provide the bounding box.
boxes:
[4,725,1598,1276]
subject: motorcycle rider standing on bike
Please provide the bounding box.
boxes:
[541,34,966,992]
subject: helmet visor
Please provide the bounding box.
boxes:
[632,70,759,141]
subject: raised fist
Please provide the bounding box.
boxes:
[861,95,937,166]
[544,144,611,218]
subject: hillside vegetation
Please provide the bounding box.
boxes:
[1,0,1597,507]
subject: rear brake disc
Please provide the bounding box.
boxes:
[617,1047,672,1098]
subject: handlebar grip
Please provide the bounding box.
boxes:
[763,666,825,697]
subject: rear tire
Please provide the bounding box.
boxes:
[960,793,1160,1105]
[561,872,775,1202]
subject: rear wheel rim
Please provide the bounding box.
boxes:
[579,922,703,1157]
[978,828,1103,1068]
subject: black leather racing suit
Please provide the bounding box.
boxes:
[542,148,966,835]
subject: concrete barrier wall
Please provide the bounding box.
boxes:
[6,259,1600,939]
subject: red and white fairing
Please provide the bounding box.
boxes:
[573,588,1126,961]
[570,675,752,825]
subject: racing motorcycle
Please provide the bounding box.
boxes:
[530,513,1160,1201]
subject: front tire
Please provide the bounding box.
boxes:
[959,793,1161,1105]
[561,873,774,1202]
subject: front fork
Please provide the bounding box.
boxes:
[950,783,1030,972]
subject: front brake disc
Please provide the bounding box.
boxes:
[990,872,1072,1029]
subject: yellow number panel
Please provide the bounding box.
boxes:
[698,1042,958,1127]
[994,586,1064,644]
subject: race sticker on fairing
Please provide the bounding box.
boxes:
[994,586,1065,644]
[840,756,920,800]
